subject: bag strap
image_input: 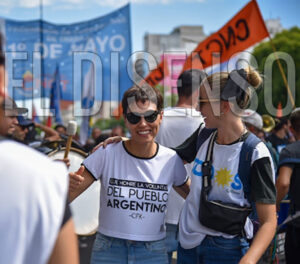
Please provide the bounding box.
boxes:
[238,133,261,204]
[238,133,261,222]
[196,125,217,193]
[196,126,217,151]
[201,130,217,193]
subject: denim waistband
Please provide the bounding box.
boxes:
[97,232,165,246]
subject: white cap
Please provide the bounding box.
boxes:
[242,109,263,130]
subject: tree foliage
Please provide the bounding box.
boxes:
[252,27,300,115]
[93,117,125,131]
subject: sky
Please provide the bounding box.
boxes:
[0,0,299,52]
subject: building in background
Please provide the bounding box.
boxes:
[265,18,284,38]
[144,25,206,63]
[134,25,206,84]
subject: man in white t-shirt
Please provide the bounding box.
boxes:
[0,138,79,264]
[155,69,205,263]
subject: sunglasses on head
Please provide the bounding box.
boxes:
[197,98,220,107]
[198,98,220,103]
[125,110,159,124]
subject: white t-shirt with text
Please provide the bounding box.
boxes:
[83,141,187,241]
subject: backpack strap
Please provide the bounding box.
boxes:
[196,126,217,151]
[202,130,218,193]
[238,132,261,218]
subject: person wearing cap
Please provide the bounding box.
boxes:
[11,115,34,143]
[0,97,27,137]
[9,113,60,148]
[242,109,279,171]
[276,108,300,263]
[242,109,264,139]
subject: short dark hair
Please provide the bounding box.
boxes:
[290,109,300,133]
[122,84,163,114]
[177,69,207,98]
[54,124,66,131]
[274,118,288,131]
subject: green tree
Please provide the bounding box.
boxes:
[93,117,125,131]
[252,27,300,116]
[156,84,178,108]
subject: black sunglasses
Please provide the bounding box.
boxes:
[126,110,159,125]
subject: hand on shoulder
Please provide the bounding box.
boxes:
[92,136,129,152]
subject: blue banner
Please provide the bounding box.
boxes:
[0,4,132,102]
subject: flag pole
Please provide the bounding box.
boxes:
[268,36,295,109]
[39,0,47,123]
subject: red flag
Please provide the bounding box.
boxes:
[112,102,123,119]
[182,0,269,71]
[141,59,170,87]
[142,0,269,87]
[47,116,52,127]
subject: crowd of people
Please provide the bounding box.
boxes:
[1,31,300,264]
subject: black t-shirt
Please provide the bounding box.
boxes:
[174,127,276,204]
[278,141,300,211]
[266,133,289,154]
[173,126,201,163]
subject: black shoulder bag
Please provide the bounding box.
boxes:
[199,131,252,236]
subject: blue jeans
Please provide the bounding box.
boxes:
[165,224,179,264]
[177,235,249,264]
[90,233,168,264]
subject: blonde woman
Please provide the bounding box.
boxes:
[176,68,277,264]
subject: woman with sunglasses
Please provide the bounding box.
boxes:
[176,68,277,264]
[69,84,190,264]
